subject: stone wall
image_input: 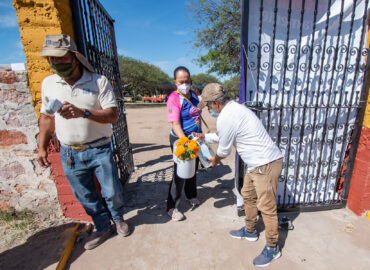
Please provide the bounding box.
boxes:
[0,68,62,219]
[12,0,91,222]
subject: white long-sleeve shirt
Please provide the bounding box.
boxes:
[204,101,282,169]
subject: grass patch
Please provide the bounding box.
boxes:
[0,209,36,229]
[0,209,38,229]
[124,102,167,108]
[0,208,42,248]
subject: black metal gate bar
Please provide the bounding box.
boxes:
[276,0,292,207]
[300,0,319,206]
[321,0,346,204]
[240,0,370,211]
[71,0,134,184]
[325,0,359,203]
[266,0,278,132]
[286,0,306,207]
[276,0,292,149]
[309,0,354,207]
[256,0,263,107]
[307,0,332,206]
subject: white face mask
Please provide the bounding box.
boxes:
[178,83,191,95]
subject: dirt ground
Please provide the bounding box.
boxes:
[1,105,369,270]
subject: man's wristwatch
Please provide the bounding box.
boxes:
[83,109,91,118]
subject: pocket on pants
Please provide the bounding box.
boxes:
[252,163,271,175]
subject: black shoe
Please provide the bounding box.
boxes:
[84,226,114,250]
[115,221,130,236]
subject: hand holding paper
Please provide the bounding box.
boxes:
[45,98,63,115]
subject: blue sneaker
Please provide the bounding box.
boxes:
[253,245,281,267]
[229,227,258,241]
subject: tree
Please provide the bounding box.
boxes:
[188,0,240,77]
[118,56,172,98]
[223,75,240,98]
[191,73,220,86]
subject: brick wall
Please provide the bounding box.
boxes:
[346,20,370,216]
[0,68,62,219]
[48,150,91,222]
[347,111,370,215]
[347,128,370,215]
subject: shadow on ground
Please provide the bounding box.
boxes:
[277,212,299,249]
[243,212,299,250]
[136,154,172,168]
[131,143,172,168]
[123,162,235,229]
[198,163,234,207]
[131,143,169,155]
[0,223,84,270]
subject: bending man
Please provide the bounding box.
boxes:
[194,83,283,267]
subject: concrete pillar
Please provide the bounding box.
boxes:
[12,0,75,117]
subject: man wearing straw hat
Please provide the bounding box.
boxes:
[194,83,283,267]
[37,34,130,250]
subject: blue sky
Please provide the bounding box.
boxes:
[0,0,214,78]
[0,1,25,64]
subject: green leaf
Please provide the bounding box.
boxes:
[188,0,241,76]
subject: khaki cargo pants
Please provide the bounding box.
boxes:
[241,158,283,247]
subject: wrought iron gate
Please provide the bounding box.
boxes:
[70,0,134,183]
[239,0,370,211]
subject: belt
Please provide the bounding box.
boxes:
[62,137,111,152]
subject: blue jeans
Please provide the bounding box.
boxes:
[60,143,125,233]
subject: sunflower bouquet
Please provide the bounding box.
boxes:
[174,136,199,161]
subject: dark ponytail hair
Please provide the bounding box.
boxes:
[173,66,190,80]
